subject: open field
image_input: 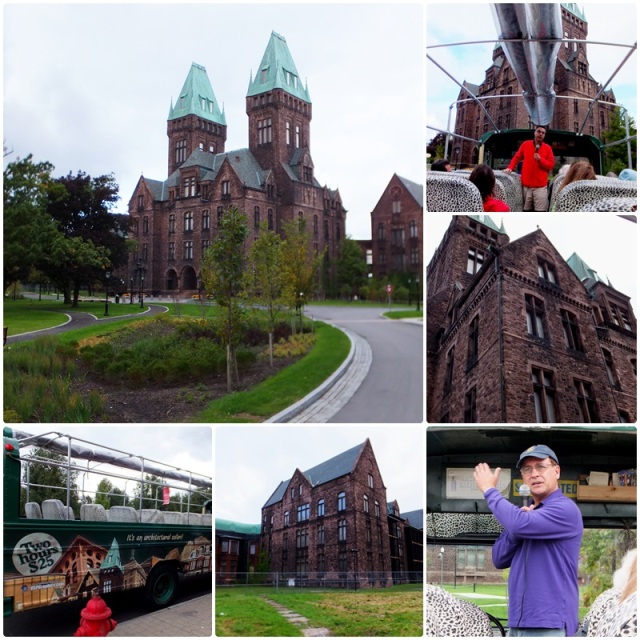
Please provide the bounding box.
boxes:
[216,584,423,637]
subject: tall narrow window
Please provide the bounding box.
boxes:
[467,315,479,368]
[575,379,600,422]
[202,210,210,231]
[295,125,300,148]
[317,499,325,517]
[168,242,175,260]
[338,519,347,542]
[142,217,149,234]
[184,241,193,260]
[368,473,374,489]
[317,524,325,545]
[184,211,193,232]
[286,122,291,145]
[464,387,477,423]
[175,139,187,164]
[337,492,346,512]
[602,349,618,387]
[221,181,230,197]
[467,248,484,274]
[363,495,369,513]
[267,209,274,231]
[284,511,290,526]
[444,346,455,393]
[374,500,380,518]
[254,206,260,229]
[561,310,583,351]
[217,206,224,227]
[525,295,546,339]
[531,367,556,422]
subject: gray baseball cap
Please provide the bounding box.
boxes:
[516,444,559,469]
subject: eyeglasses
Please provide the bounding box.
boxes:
[521,463,555,476]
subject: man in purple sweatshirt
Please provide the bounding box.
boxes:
[474,445,583,637]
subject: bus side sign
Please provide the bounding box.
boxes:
[12,533,63,576]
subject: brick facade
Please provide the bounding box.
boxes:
[427,216,637,423]
[261,440,422,587]
[370,174,423,280]
[452,5,617,167]
[128,34,345,296]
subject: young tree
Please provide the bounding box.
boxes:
[201,206,249,391]
[95,478,115,509]
[602,107,637,175]
[245,222,286,366]
[281,218,325,331]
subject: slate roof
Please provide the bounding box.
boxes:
[566,251,606,284]
[398,175,423,207]
[263,441,367,508]
[468,215,507,235]
[400,509,424,530]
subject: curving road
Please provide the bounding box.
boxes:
[306,305,424,423]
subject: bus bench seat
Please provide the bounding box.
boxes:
[108,506,139,522]
[25,502,43,519]
[141,509,164,524]
[42,499,70,520]
[163,512,182,524]
[580,197,637,212]
[427,172,484,212]
[81,503,108,522]
[555,178,637,211]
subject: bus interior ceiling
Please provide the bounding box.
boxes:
[427,427,637,544]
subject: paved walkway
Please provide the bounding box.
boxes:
[261,597,330,637]
[109,594,212,637]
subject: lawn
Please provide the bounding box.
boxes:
[383,310,423,320]
[216,585,423,637]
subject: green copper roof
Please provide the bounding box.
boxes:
[169,62,226,125]
[566,252,605,283]
[216,518,261,536]
[102,538,123,571]
[561,3,587,22]
[468,215,507,235]
[247,31,311,102]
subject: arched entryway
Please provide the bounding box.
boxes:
[182,266,197,291]
[166,269,178,291]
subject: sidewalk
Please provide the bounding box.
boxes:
[109,594,211,637]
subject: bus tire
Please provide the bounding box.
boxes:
[144,566,178,609]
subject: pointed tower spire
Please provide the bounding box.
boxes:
[247,31,311,102]
[166,62,227,175]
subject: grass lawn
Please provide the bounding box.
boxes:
[193,321,350,422]
[3,298,149,335]
[383,310,423,320]
[216,585,423,637]
[440,583,590,625]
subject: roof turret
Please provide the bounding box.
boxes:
[247,31,311,102]
[168,62,226,125]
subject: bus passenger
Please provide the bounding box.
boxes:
[473,445,583,637]
[469,164,511,212]
[431,159,453,172]
[504,125,555,212]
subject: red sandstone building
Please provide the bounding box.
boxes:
[261,439,422,586]
[128,32,345,296]
[370,174,423,281]
[427,215,637,423]
[452,3,617,168]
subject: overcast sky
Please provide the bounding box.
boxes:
[425,214,638,313]
[215,425,424,524]
[3,2,424,242]
[427,2,638,137]
[10,425,212,499]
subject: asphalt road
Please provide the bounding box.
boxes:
[306,305,424,423]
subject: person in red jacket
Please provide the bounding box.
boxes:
[469,164,511,212]
[504,125,555,211]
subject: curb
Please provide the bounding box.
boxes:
[265,324,356,423]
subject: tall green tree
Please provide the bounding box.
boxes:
[602,107,637,175]
[335,237,367,300]
[244,222,286,366]
[3,155,62,294]
[201,206,249,391]
[281,218,325,331]
[45,170,127,306]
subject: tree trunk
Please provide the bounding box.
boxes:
[226,343,233,393]
[269,332,274,368]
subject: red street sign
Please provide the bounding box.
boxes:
[386,284,393,294]
[163,486,170,505]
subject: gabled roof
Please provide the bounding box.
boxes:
[247,31,311,103]
[169,62,226,125]
[468,214,507,235]
[398,175,423,207]
[263,441,368,508]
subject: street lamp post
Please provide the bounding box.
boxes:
[439,546,445,585]
[104,271,111,317]
[130,277,134,304]
[416,275,421,312]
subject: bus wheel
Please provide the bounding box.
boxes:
[145,567,178,609]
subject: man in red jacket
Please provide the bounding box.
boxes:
[504,126,555,211]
